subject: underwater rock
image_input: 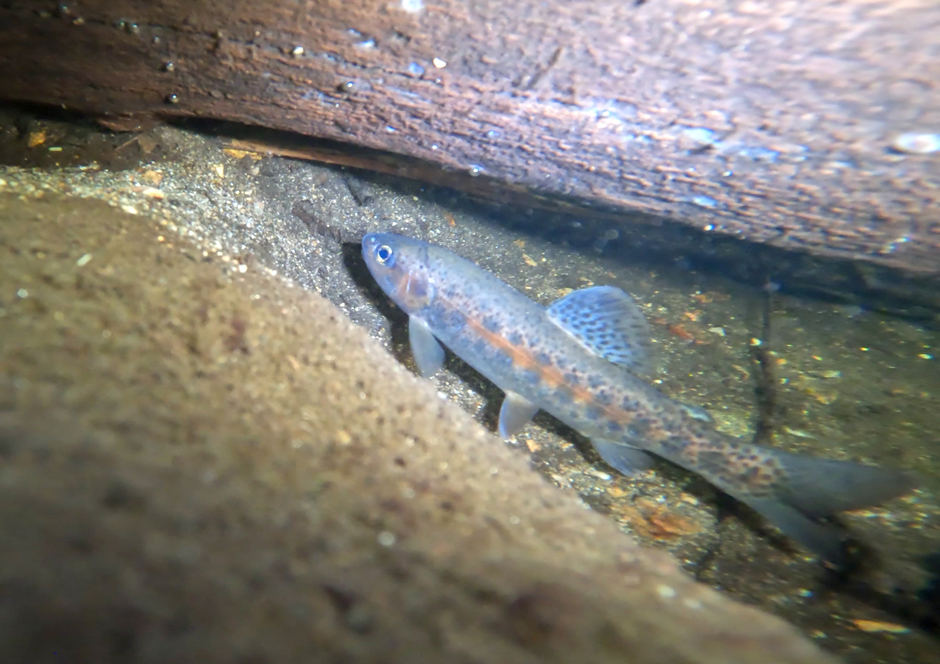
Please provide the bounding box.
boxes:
[0,193,835,663]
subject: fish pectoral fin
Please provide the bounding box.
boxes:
[546,285,654,375]
[498,391,540,440]
[590,439,655,477]
[408,316,445,377]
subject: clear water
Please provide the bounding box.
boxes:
[0,110,937,662]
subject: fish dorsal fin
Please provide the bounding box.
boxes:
[546,285,653,374]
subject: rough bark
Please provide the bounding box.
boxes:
[0,0,937,274]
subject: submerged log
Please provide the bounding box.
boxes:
[0,0,937,275]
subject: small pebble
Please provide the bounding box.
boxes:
[891,132,940,154]
[656,584,677,599]
[851,618,910,634]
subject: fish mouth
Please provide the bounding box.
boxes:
[361,233,377,256]
[361,233,382,272]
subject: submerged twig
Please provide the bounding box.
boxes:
[751,282,778,446]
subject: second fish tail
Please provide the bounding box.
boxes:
[663,440,916,566]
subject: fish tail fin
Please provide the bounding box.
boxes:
[717,447,916,566]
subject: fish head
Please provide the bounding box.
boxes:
[362,233,435,315]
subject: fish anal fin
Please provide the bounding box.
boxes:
[546,285,653,375]
[498,391,539,439]
[409,316,445,377]
[591,439,655,477]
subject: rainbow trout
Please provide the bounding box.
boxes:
[362,233,915,564]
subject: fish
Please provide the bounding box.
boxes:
[361,233,916,565]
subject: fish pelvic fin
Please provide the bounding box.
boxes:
[683,444,917,566]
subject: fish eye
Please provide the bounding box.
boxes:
[375,244,394,265]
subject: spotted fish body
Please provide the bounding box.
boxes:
[362,233,915,564]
